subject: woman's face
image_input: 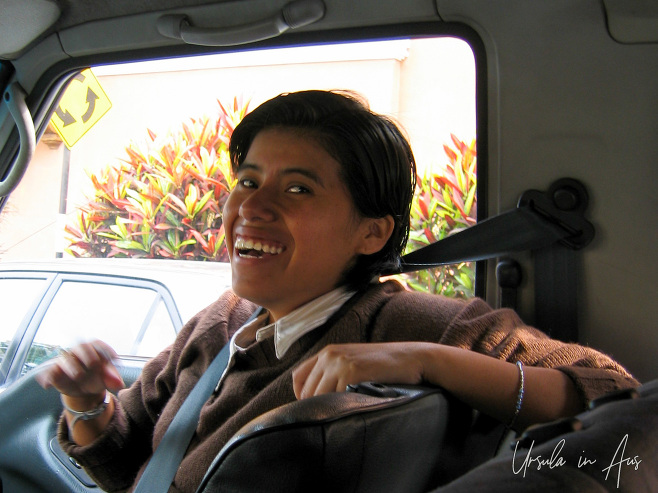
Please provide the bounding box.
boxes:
[223,128,382,321]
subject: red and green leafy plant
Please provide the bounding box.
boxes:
[395,134,477,298]
[65,97,249,261]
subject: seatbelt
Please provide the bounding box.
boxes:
[133,308,262,493]
[386,178,593,341]
[132,343,231,493]
[534,244,579,342]
[388,178,593,274]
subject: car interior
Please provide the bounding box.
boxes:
[0,1,657,492]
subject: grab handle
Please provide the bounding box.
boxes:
[1,82,36,197]
[157,0,325,46]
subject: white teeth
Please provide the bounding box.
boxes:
[235,237,283,255]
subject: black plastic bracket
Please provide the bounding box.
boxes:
[518,178,594,250]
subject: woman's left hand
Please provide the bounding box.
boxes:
[292,342,429,399]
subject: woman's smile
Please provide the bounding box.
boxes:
[222,128,377,321]
[234,235,285,257]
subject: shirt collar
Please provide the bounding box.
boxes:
[232,286,356,359]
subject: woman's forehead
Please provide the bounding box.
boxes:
[244,129,338,168]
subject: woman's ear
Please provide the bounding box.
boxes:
[356,215,395,255]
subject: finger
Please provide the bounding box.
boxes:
[292,355,317,399]
[311,372,340,397]
[74,341,124,391]
[298,356,330,399]
[59,350,85,380]
[91,339,120,362]
[102,362,125,391]
[297,345,353,398]
[70,340,116,369]
[73,342,103,369]
[35,362,60,389]
[54,349,107,394]
[36,357,80,393]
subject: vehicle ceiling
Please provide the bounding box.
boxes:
[2,0,228,58]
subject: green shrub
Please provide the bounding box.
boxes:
[65,97,249,261]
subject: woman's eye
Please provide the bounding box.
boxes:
[287,185,310,194]
[239,178,257,188]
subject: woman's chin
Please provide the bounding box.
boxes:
[231,277,276,307]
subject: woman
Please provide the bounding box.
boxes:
[37,90,637,493]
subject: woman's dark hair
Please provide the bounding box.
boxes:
[229,90,417,289]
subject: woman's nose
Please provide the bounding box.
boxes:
[239,186,277,222]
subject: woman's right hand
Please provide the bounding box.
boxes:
[36,340,124,445]
[36,339,124,399]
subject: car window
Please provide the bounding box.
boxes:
[0,277,48,366]
[22,280,176,376]
[0,37,478,299]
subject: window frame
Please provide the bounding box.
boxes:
[44,23,488,288]
[1,21,488,318]
[0,271,55,384]
[0,270,182,388]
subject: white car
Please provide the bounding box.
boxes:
[0,258,232,390]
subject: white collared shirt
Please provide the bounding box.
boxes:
[214,286,355,393]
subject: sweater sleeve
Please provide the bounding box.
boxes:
[58,290,254,492]
[438,297,639,404]
[57,347,172,492]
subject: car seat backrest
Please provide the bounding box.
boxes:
[196,384,507,493]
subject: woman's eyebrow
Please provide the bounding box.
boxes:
[238,163,325,188]
[236,163,260,173]
[280,167,325,188]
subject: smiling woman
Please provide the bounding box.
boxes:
[225,129,381,320]
[1,1,658,491]
[224,90,410,319]
[34,90,637,493]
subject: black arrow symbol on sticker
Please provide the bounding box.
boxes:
[81,87,99,123]
[55,106,76,126]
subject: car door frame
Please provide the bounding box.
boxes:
[0,270,183,390]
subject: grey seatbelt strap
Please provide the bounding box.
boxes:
[387,178,593,341]
[534,244,578,342]
[389,179,594,274]
[133,343,230,493]
[393,207,568,273]
[133,308,262,493]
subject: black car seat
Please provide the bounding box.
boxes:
[195,380,657,493]
[196,383,507,493]
[431,379,658,493]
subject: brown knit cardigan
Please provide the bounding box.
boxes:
[59,281,638,492]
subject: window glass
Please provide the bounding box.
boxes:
[22,281,176,376]
[0,37,477,298]
[131,297,177,356]
[0,277,47,365]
